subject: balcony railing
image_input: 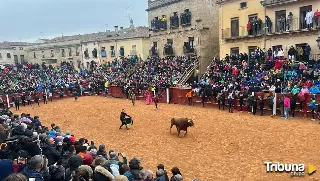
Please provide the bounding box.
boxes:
[110,51,115,57]
[183,46,195,54]
[151,19,167,31]
[163,45,174,56]
[149,48,158,56]
[181,10,192,26]
[221,26,246,39]
[170,15,179,29]
[92,50,98,58]
[84,51,89,58]
[264,0,298,7]
[223,17,320,41]
[101,50,106,57]
[221,20,317,40]
[274,17,320,33]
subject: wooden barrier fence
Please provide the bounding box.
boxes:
[2,86,320,119]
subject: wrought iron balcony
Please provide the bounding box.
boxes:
[221,23,272,40]
[264,0,298,7]
[221,26,246,40]
[272,17,320,34]
[101,50,106,57]
[163,45,174,56]
[170,14,179,29]
[183,46,195,54]
[151,19,167,31]
[149,48,159,56]
[181,9,192,26]
[110,51,115,57]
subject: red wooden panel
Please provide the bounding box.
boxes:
[109,86,124,98]
[169,87,191,105]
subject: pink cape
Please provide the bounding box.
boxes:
[146,94,152,105]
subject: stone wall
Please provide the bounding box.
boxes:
[147,0,219,74]
[26,40,82,65]
[0,49,14,64]
[81,41,100,68]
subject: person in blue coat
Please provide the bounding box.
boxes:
[308,98,316,121]
[0,160,14,180]
[309,85,320,95]
[21,155,50,181]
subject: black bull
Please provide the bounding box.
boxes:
[170,118,194,137]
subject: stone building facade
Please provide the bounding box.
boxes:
[25,26,150,68]
[0,42,30,64]
[217,0,266,57]
[99,26,150,62]
[264,0,320,59]
[26,39,82,67]
[0,45,14,65]
[147,0,219,73]
[81,41,100,68]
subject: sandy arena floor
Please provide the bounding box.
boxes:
[11,96,320,181]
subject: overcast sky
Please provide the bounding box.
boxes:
[0,0,148,42]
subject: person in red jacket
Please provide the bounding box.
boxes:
[274,59,282,70]
[247,21,252,35]
[232,66,239,76]
[303,80,313,88]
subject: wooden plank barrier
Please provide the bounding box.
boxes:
[1,86,320,119]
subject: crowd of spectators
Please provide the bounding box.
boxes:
[0,55,197,98]
[195,46,320,119]
[1,43,320,180]
[0,110,189,181]
[123,56,195,88]
[0,54,203,181]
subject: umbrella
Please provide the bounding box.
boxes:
[19,117,32,124]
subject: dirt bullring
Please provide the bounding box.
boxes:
[12,96,320,181]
